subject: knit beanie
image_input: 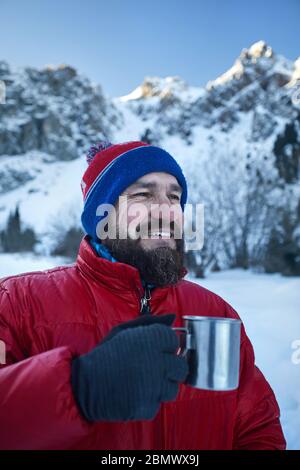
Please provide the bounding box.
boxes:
[80,140,188,241]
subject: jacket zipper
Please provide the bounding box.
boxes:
[140,284,152,315]
[138,283,165,448]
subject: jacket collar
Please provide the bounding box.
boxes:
[89,237,156,291]
[76,235,188,296]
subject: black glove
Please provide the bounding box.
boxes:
[71,314,188,422]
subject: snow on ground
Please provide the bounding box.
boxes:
[0,152,86,236]
[0,255,299,449]
[0,253,71,278]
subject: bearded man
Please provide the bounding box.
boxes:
[0,141,286,450]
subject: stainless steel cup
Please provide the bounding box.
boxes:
[173,316,241,391]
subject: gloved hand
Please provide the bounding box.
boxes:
[71,314,188,422]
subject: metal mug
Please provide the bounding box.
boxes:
[173,316,241,391]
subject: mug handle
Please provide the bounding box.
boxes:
[172,327,190,357]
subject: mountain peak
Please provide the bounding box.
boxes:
[118,75,205,105]
[241,40,273,60]
[207,41,294,90]
[119,76,188,102]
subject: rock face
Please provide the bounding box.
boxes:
[0,62,120,160]
[0,41,299,274]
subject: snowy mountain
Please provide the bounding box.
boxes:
[0,41,299,274]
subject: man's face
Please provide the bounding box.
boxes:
[101,172,185,286]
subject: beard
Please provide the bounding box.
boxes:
[102,235,185,287]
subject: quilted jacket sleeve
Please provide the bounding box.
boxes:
[0,284,91,450]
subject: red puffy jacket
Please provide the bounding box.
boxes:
[0,236,286,450]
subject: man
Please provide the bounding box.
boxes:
[0,141,286,450]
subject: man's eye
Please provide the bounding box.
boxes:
[170,194,180,201]
[132,192,149,197]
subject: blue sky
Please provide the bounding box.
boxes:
[1,0,299,97]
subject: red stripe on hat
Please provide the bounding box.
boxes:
[81,141,149,200]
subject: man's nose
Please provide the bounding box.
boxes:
[153,192,172,206]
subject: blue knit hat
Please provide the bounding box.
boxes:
[81,140,188,241]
